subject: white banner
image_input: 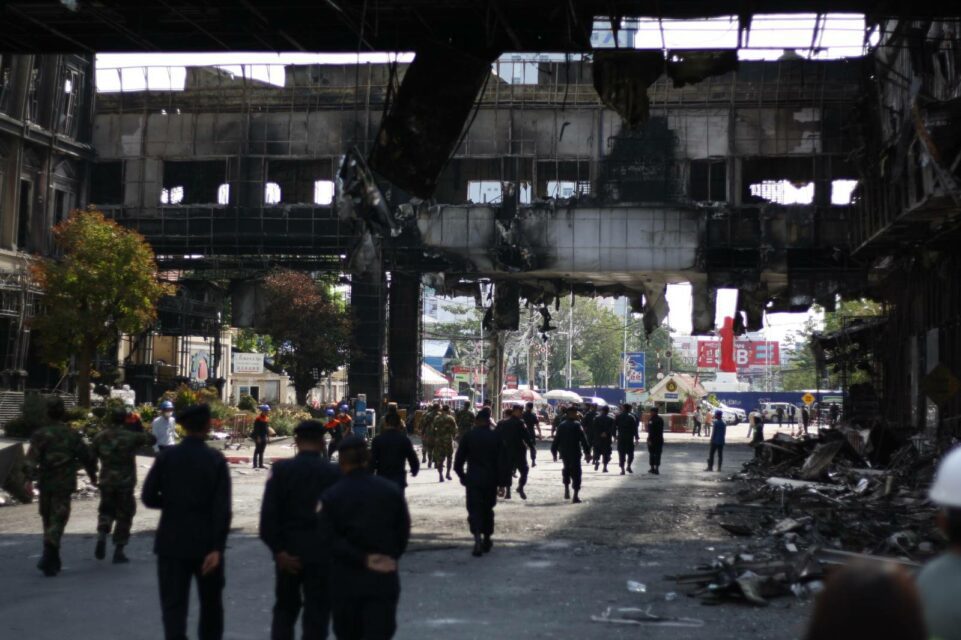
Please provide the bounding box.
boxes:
[233,352,264,374]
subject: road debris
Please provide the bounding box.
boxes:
[591,606,704,628]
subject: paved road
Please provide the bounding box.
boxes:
[0,432,811,639]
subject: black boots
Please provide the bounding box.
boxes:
[627,464,633,474]
[517,486,527,500]
[572,490,582,504]
[564,485,570,500]
[504,487,512,500]
[38,543,60,576]
[95,535,107,560]
[472,535,483,557]
[113,545,129,564]
[482,535,493,553]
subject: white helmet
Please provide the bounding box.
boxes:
[929,446,961,508]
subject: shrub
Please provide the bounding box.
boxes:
[237,394,257,412]
[136,403,157,423]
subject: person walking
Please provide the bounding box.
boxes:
[614,404,639,474]
[801,405,811,435]
[152,400,178,451]
[322,436,410,639]
[22,396,98,576]
[430,405,457,482]
[260,420,340,640]
[495,403,535,500]
[142,404,231,640]
[454,403,475,442]
[591,405,614,472]
[253,404,271,469]
[692,410,702,437]
[706,410,727,472]
[522,402,541,441]
[91,407,156,564]
[550,406,591,503]
[646,406,664,475]
[582,403,598,461]
[454,408,504,556]
[776,405,785,429]
[419,403,439,468]
[370,412,419,495]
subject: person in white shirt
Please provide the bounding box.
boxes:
[151,400,177,450]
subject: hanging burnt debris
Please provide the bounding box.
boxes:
[592,50,664,128]
[666,49,739,88]
[368,45,498,198]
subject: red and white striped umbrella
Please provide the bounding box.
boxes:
[433,387,457,398]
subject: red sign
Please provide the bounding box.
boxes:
[506,375,518,389]
[698,340,780,370]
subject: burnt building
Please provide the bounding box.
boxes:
[0,53,94,391]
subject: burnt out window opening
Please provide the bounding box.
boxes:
[314,180,334,205]
[264,182,282,204]
[0,55,12,114]
[90,161,123,205]
[53,188,73,225]
[26,64,41,123]
[17,180,32,250]
[831,179,858,205]
[161,160,227,204]
[748,180,814,204]
[689,160,727,202]
[217,183,230,204]
[59,67,84,137]
[467,180,532,204]
[547,180,591,199]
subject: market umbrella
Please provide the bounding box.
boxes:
[585,396,608,407]
[544,389,582,403]
[434,387,457,399]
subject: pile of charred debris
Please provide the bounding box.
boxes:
[672,427,945,607]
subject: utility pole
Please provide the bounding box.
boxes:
[621,300,629,388]
[566,291,573,388]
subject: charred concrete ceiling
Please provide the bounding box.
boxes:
[0,2,944,53]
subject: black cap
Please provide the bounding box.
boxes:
[294,420,326,439]
[565,405,578,413]
[476,407,491,421]
[338,435,368,454]
[178,404,211,431]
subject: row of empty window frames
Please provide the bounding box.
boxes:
[467,180,589,203]
[747,179,857,205]
[161,180,335,205]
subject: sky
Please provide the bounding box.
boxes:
[96,15,854,343]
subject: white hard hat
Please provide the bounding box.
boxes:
[929,447,961,508]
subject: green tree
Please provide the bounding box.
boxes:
[259,270,351,405]
[30,210,175,407]
[234,328,275,355]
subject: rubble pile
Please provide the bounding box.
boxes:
[672,429,944,606]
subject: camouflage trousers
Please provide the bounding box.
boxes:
[432,446,453,468]
[97,486,137,545]
[39,490,72,548]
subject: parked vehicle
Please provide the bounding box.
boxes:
[701,400,745,425]
[760,402,799,422]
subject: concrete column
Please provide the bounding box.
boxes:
[387,271,420,412]
[349,269,386,413]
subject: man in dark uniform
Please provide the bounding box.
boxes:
[551,406,591,503]
[454,408,504,557]
[646,406,665,475]
[591,405,615,472]
[370,412,420,494]
[581,403,598,461]
[142,404,231,640]
[321,436,410,640]
[614,404,639,474]
[495,403,535,500]
[252,404,271,469]
[260,420,340,640]
[522,402,541,442]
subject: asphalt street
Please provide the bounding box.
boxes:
[0,426,812,639]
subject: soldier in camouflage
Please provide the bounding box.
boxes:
[420,403,439,468]
[431,405,458,482]
[22,396,98,576]
[455,404,475,442]
[90,408,156,563]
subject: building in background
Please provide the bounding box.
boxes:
[0,54,95,391]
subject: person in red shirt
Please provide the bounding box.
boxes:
[252,404,270,468]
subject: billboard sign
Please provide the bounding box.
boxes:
[452,366,486,386]
[625,352,646,390]
[233,352,265,374]
[697,340,781,370]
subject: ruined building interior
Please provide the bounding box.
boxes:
[1,3,960,442]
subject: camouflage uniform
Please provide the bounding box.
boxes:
[90,424,155,546]
[455,408,475,441]
[430,414,457,472]
[420,409,438,464]
[23,421,97,549]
